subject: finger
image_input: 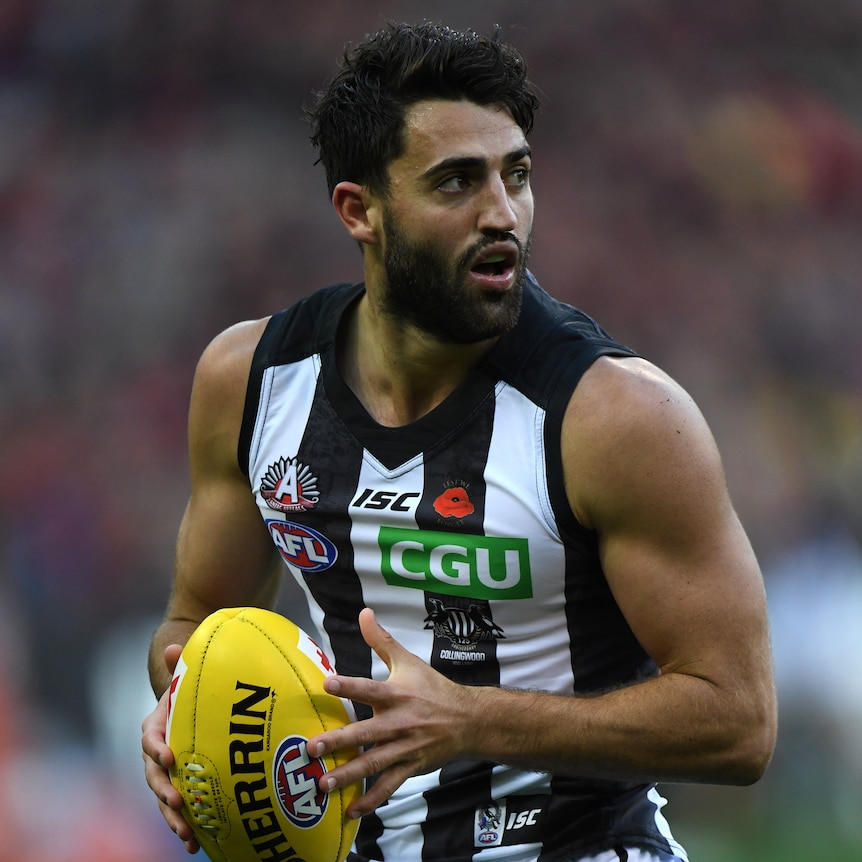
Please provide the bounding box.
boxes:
[322,672,386,707]
[164,642,184,674]
[146,755,200,851]
[344,760,417,820]
[143,749,184,810]
[307,706,380,765]
[142,727,174,771]
[141,688,175,769]
[317,745,384,796]
[158,797,201,852]
[306,706,402,793]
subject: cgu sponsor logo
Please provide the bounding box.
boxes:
[379,527,532,600]
[267,520,337,572]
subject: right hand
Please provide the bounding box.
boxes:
[141,644,201,854]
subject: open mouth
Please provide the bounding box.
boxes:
[471,251,515,278]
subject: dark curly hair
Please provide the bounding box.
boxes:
[307,22,541,199]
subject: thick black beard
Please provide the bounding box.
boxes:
[381,210,530,345]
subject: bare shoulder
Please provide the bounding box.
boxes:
[195,318,272,389]
[171,315,283,628]
[568,355,700,423]
[563,355,725,530]
[188,317,272,468]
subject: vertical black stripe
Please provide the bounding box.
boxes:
[296,378,370,685]
[562,538,655,693]
[539,348,657,693]
[541,344,632,545]
[294,378,387,859]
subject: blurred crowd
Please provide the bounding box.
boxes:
[1,1,861,859]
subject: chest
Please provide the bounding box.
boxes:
[248,359,566,607]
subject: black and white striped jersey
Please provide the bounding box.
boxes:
[238,274,688,861]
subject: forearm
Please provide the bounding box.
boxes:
[468,671,774,786]
[310,609,775,820]
[147,618,199,697]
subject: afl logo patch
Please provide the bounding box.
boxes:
[267,520,337,572]
[272,736,328,828]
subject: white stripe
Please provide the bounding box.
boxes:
[349,449,430,669]
[249,356,321,470]
[490,762,552,799]
[374,769,437,860]
[475,843,544,861]
[647,786,689,861]
[484,386,575,694]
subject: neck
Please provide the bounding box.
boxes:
[338,294,496,427]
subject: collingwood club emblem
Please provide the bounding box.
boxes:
[424,597,505,654]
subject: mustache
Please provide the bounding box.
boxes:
[458,232,523,269]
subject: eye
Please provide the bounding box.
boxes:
[437,175,471,193]
[506,166,530,188]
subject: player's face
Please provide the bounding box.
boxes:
[377,100,534,344]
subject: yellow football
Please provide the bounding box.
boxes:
[165,607,360,862]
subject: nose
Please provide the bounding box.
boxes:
[477,176,518,234]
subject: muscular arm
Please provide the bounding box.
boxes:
[470,357,776,782]
[142,317,282,850]
[311,356,777,817]
[147,317,282,696]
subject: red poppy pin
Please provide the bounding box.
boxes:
[433,486,475,519]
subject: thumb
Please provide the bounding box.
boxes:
[358,607,401,672]
[164,643,184,675]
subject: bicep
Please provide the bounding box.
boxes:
[565,359,771,684]
[602,483,767,682]
[166,317,281,625]
[168,479,282,624]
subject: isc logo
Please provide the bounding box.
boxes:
[379,527,532,600]
[507,809,541,830]
[352,488,420,512]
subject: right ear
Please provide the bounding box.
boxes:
[332,181,380,246]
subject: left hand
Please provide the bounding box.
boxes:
[141,644,201,854]
[306,607,478,820]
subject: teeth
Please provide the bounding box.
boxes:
[483,253,506,263]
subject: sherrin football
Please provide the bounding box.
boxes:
[165,607,360,862]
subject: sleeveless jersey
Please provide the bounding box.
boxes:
[238,274,688,861]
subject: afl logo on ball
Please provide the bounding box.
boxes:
[273,735,329,828]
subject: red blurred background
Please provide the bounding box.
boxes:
[1,2,860,859]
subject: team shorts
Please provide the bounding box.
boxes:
[578,849,688,862]
[348,848,687,862]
